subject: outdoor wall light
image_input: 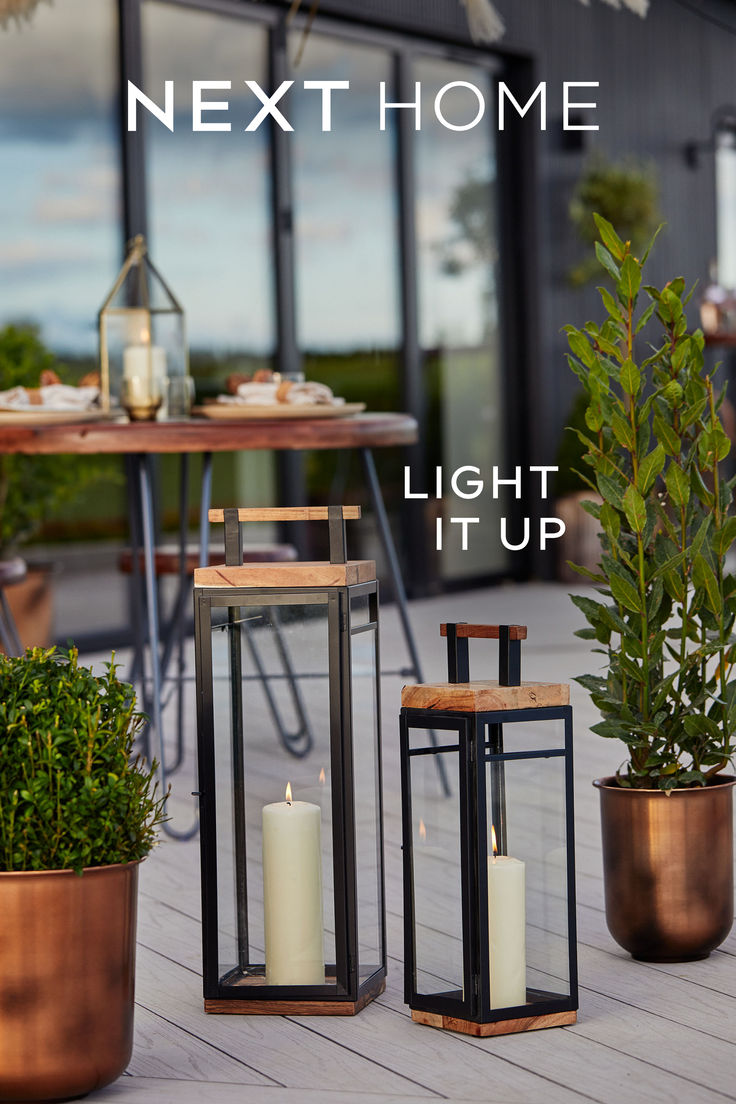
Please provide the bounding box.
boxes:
[684,105,736,170]
[400,623,578,1036]
[98,234,189,420]
[193,505,386,1014]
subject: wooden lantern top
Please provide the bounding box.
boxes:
[401,622,569,712]
[194,559,376,588]
[194,505,376,589]
[401,680,569,712]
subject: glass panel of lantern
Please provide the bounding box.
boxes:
[193,506,386,1014]
[400,623,578,1036]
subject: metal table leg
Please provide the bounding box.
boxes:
[134,453,199,840]
[360,447,425,682]
[360,447,450,797]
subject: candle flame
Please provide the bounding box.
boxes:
[319,767,326,784]
[419,818,427,842]
[491,824,498,857]
[285,782,293,804]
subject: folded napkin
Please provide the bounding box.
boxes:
[0,384,100,411]
[216,380,342,407]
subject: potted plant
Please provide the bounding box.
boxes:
[0,646,165,1101]
[565,215,735,962]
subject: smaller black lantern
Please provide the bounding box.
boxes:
[194,506,385,1015]
[400,622,578,1036]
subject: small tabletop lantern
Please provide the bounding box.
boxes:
[193,505,386,1014]
[98,234,189,420]
[400,623,578,1036]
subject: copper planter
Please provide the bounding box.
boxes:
[0,861,139,1102]
[595,776,734,961]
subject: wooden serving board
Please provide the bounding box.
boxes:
[0,408,106,425]
[192,402,365,420]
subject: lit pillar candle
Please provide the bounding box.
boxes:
[122,345,167,404]
[487,827,526,1008]
[262,783,325,986]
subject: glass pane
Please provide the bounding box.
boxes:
[485,716,566,757]
[289,33,404,527]
[349,608,383,984]
[484,753,571,1009]
[210,600,340,991]
[408,736,464,1000]
[0,0,119,359]
[414,59,506,582]
[141,5,275,386]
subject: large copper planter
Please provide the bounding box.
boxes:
[0,861,139,1102]
[594,776,734,962]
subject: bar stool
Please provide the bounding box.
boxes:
[0,556,27,656]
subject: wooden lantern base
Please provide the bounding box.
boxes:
[411,1008,577,1037]
[204,976,385,1016]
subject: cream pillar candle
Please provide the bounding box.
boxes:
[262,783,325,986]
[122,345,167,404]
[487,837,526,1009]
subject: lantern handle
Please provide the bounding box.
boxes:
[209,506,361,566]
[440,623,527,687]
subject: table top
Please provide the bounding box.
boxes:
[0,412,418,455]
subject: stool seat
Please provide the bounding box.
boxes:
[119,544,298,576]
[0,556,28,588]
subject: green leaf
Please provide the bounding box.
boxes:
[640,223,664,265]
[594,213,626,261]
[692,554,721,615]
[665,462,690,508]
[566,328,595,367]
[623,485,646,533]
[635,301,656,334]
[652,413,680,457]
[611,411,635,450]
[608,569,642,613]
[619,254,642,302]
[595,241,621,283]
[570,593,607,624]
[598,285,622,321]
[597,472,625,511]
[636,444,665,494]
[713,518,736,558]
[599,501,621,540]
[620,358,641,397]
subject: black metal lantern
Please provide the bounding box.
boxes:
[400,623,578,1036]
[194,505,385,1014]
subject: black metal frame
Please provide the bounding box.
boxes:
[194,578,386,1006]
[400,703,578,1027]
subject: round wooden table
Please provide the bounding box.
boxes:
[0,411,419,836]
[0,411,417,454]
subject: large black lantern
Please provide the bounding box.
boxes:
[194,506,385,1014]
[400,623,578,1036]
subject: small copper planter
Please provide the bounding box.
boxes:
[0,861,139,1102]
[595,776,734,962]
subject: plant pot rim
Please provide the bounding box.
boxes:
[0,858,144,878]
[593,774,735,793]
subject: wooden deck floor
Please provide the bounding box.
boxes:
[94,583,736,1104]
